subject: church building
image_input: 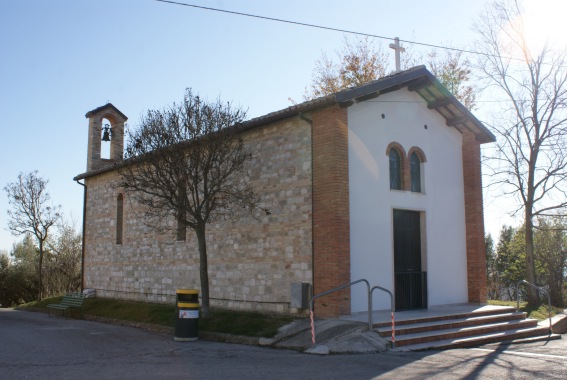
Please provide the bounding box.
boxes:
[74,65,494,317]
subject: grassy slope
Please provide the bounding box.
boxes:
[488,299,564,320]
[20,296,295,338]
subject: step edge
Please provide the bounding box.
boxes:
[376,313,527,333]
[389,320,542,344]
[373,307,519,327]
[390,327,561,351]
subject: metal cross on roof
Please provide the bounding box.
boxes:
[389,37,405,73]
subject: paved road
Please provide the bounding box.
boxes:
[1,309,566,379]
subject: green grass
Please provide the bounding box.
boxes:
[199,309,294,337]
[488,299,563,320]
[18,296,295,338]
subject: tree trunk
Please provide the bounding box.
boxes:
[38,239,44,301]
[524,212,539,306]
[195,223,210,317]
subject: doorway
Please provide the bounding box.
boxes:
[393,209,427,310]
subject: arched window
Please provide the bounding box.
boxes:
[116,194,123,245]
[389,149,402,190]
[410,152,422,192]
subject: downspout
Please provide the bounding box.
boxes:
[299,112,315,302]
[75,179,87,292]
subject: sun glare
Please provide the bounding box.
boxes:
[522,0,567,51]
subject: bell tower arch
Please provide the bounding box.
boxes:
[85,103,128,171]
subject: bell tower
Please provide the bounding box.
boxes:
[85,103,128,171]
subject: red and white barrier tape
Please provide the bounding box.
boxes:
[310,310,316,344]
[391,311,395,346]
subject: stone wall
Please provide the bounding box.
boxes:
[83,116,313,314]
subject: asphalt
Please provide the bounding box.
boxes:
[5,309,567,380]
[32,305,567,356]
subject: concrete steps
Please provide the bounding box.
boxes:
[375,307,556,350]
[392,327,559,351]
[377,312,527,337]
[374,307,520,328]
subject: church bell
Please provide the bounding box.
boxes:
[101,124,112,142]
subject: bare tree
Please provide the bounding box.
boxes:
[474,0,567,305]
[4,171,61,300]
[119,89,263,316]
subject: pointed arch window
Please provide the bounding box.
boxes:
[389,149,402,190]
[116,194,123,245]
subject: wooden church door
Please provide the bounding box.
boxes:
[393,210,427,310]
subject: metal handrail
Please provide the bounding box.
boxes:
[309,279,396,347]
[516,280,553,335]
[309,279,372,345]
[371,285,395,348]
[310,279,371,330]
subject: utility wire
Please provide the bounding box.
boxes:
[155,0,504,59]
[155,1,567,69]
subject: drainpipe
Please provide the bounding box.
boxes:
[75,179,87,292]
[299,112,315,303]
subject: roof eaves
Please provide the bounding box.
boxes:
[75,96,339,181]
[73,160,130,181]
[239,94,337,131]
[336,65,428,103]
[74,66,496,181]
[336,65,495,143]
[420,72,496,143]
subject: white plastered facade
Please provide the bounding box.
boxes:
[348,89,469,312]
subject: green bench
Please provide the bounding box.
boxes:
[47,292,86,318]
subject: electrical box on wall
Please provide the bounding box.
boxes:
[290,282,311,309]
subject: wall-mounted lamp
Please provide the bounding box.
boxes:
[101,124,113,142]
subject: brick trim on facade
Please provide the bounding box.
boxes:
[407,146,427,163]
[462,131,488,303]
[311,105,351,317]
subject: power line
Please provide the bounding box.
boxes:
[154,0,494,58]
[155,1,566,68]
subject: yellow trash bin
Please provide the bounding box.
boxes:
[174,289,199,342]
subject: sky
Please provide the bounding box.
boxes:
[0,0,539,252]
